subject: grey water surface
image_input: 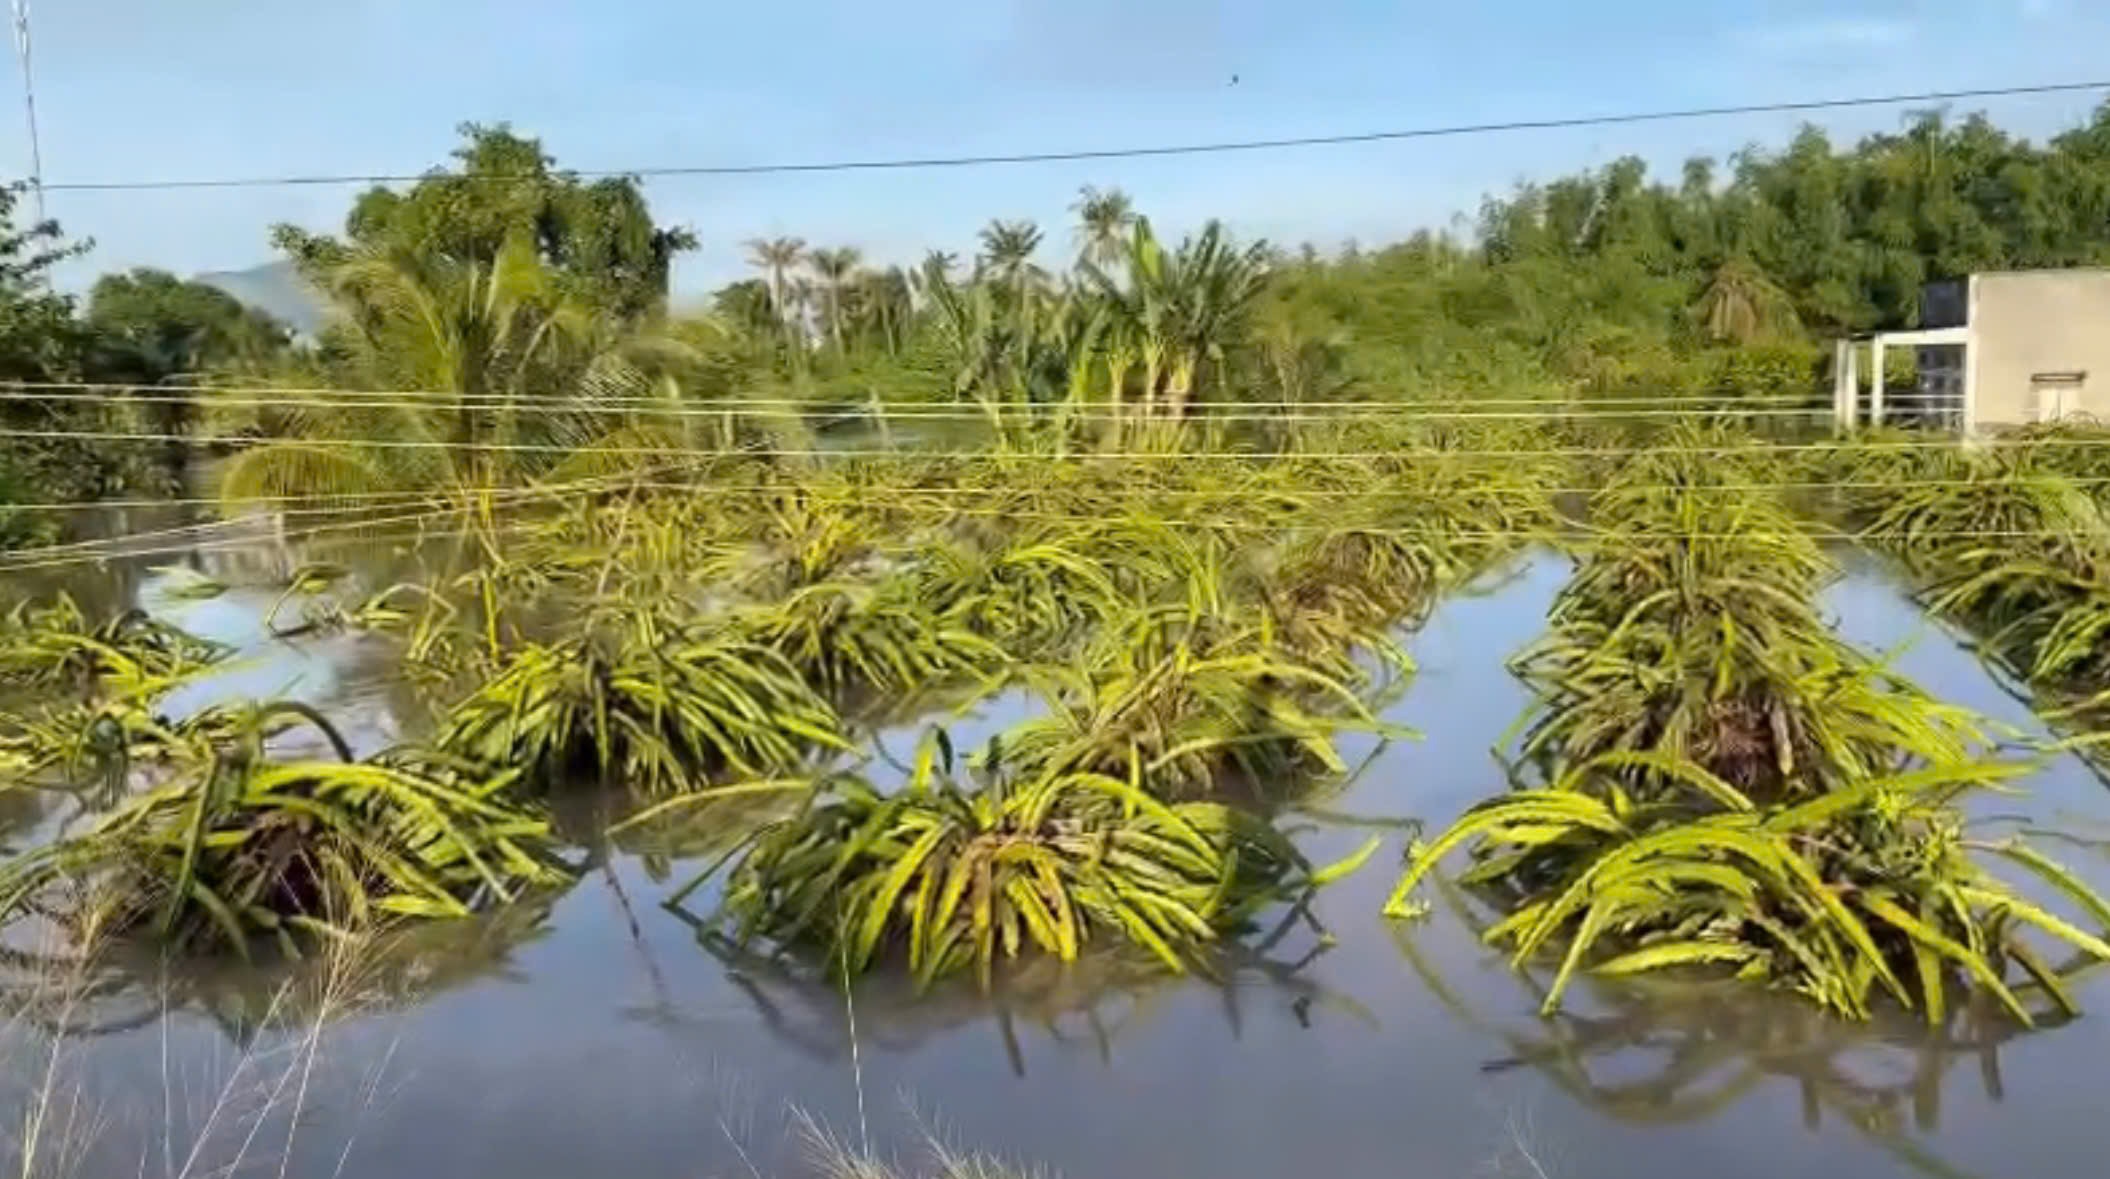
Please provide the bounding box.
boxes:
[12,547,2110,1179]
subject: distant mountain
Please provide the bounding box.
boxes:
[192,260,331,338]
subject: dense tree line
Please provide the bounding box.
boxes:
[1279,105,2110,400]
[8,104,2110,531]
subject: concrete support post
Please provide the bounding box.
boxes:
[1869,336,1887,427]
[1833,338,1851,432]
[1960,333,1978,439]
[1842,342,1860,432]
[1962,276,1981,440]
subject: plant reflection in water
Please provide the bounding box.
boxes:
[1391,869,2102,1179]
[659,888,1371,1078]
[0,889,565,1049]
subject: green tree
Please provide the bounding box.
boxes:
[272,123,696,322]
[86,269,289,381]
[805,246,862,358]
[0,184,149,519]
[1071,186,1136,271]
[1084,218,1270,423]
[1695,256,1801,345]
[743,236,806,348]
[84,269,292,479]
[978,220,1047,296]
[220,236,687,507]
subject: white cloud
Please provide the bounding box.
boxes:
[1746,16,1917,54]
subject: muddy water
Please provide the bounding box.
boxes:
[16,549,2110,1179]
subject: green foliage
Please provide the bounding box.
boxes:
[0,705,564,957]
[433,610,850,797]
[86,268,290,381]
[1515,451,1978,795]
[273,123,694,321]
[1389,449,2110,1023]
[681,730,1339,988]
[731,576,1007,703]
[0,594,226,695]
[0,183,171,511]
[1003,600,1391,797]
[1389,753,2107,1024]
[1835,435,2110,726]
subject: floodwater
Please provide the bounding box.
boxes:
[11,544,2110,1179]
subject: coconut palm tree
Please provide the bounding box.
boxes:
[217,236,679,509]
[743,236,806,337]
[1160,220,1271,418]
[1082,217,1270,427]
[1696,255,1801,344]
[977,221,1046,296]
[848,266,915,356]
[1071,186,1137,272]
[805,246,863,358]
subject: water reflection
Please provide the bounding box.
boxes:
[7,538,2110,1178]
[658,893,1368,1078]
[0,893,566,1049]
[1390,873,2095,1179]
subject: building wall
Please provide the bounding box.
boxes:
[1972,270,2110,428]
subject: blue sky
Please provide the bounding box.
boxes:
[9,0,2110,298]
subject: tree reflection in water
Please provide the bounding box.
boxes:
[1391,874,2103,1179]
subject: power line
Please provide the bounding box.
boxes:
[0,386,1839,424]
[0,425,2099,461]
[2,495,2096,575]
[0,470,675,571]
[0,469,2075,517]
[34,80,2110,194]
[10,461,2107,565]
[0,380,1826,411]
[9,0,42,221]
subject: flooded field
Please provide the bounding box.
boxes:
[8,543,2108,1179]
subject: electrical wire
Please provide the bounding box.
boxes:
[0,476,620,563]
[1,497,2094,576]
[8,465,2109,572]
[35,80,2110,192]
[2,425,2103,462]
[1,470,2094,517]
[0,380,1827,412]
[0,387,1842,424]
[0,466,707,569]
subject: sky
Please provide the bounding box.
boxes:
[8,0,2110,299]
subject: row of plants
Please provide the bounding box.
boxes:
[1387,449,2110,1025]
[0,449,1546,979]
[1813,426,2110,754]
[17,431,2110,1027]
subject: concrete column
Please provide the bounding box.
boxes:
[1869,336,1887,427]
[1842,343,1860,432]
[1960,332,1978,438]
[1833,339,1851,432]
[1962,277,1981,439]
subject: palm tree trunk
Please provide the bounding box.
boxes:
[1104,354,1132,451]
[1167,352,1197,420]
[1141,351,1163,422]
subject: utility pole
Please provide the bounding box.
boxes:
[11,0,43,222]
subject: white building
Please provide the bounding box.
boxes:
[1833,269,2110,434]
